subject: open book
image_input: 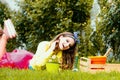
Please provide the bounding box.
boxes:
[3,19,17,38]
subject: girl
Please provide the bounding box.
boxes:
[29,32,79,70]
[0,30,79,70]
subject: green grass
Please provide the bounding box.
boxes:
[0,68,120,80]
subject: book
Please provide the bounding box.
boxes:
[4,19,17,38]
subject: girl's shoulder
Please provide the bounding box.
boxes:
[38,41,50,45]
[38,41,51,48]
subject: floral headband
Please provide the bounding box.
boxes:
[65,32,80,44]
[73,32,80,44]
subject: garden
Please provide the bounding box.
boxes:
[0,0,120,80]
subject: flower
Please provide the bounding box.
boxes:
[48,55,58,63]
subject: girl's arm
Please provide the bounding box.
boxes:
[35,41,56,58]
[30,41,56,69]
[0,34,7,59]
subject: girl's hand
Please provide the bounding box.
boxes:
[50,41,57,50]
[2,34,8,40]
[50,40,59,51]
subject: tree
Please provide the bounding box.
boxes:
[0,2,17,51]
[0,2,10,26]
[98,0,120,62]
[11,0,92,53]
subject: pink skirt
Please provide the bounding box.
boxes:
[0,49,34,69]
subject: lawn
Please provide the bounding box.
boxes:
[0,68,120,80]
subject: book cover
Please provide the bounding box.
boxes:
[4,19,17,38]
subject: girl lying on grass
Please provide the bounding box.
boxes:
[0,28,79,70]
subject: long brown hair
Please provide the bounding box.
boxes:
[51,32,77,69]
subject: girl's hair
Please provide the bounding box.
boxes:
[51,32,75,42]
[51,32,77,69]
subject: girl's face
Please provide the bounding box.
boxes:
[58,36,75,50]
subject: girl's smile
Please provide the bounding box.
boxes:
[58,36,75,50]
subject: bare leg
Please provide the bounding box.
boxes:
[0,34,7,59]
[0,19,17,60]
